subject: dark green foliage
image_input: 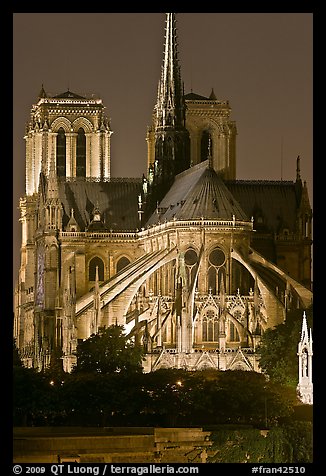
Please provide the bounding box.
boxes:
[13,365,298,428]
[258,306,313,386]
[59,372,146,426]
[283,421,313,463]
[13,365,58,426]
[208,423,313,463]
[135,368,194,427]
[208,427,283,463]
[13,364,313,462]
[72,325,144,375]
[111,369,296,428]
[208,427,311,463]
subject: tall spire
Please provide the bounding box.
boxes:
[156,13,185,130]
[296,155,301,181]
[47,152,59,199]
[146,13,190,216]
[300,310,308,341]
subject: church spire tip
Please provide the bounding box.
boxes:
[39,84,47,99]
[296,155,301,181]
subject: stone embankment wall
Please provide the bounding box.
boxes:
[13,427,212,464]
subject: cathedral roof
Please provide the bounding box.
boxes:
[225,180,300,233]
[146,161,249,225]
[184,92,210,100]
[57,178,142,232]
[184,89,218,101]
[52,90,86,99]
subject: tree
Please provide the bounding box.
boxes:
[282,421,313,463]
[139,368,193,426]
[13,365,58,426]
[137,369,296,427]
[72,325,144,375]
[187,370,296,427]
[258,307,313,387]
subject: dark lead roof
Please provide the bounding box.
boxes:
[52,90,86,99]
[184,92,209,100]
[58,179,142,232]
[54,169,302,235]
[225,180,300,233]
[146,160,249,225]
[184,89,217,101]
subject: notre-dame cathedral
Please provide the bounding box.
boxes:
[14,13,313,373]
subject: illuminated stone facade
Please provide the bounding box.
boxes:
[297,312,313,404]
[14,14,312,373]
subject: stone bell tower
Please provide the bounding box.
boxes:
[297,311,313,404]
[24,86,112,195]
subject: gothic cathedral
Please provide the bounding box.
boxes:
[14,13,313,373]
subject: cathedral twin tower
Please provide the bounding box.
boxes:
[14,14,312,373]
[24,87,112,196]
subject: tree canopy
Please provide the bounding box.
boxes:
[258,307,313,387]
[72,325,144,375]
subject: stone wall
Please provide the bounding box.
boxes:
[13,427,212,464]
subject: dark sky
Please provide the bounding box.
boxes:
[13,12,313,283]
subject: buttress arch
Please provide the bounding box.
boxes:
[112,247,179,320]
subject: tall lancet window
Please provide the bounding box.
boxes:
[116,256,131,273]
[200,130,212,162]
[76,128,86,177]
[56,127,66,177]
[207,248,226,294]
[202,309,219,342]
[184,248,198,289]
[89,256,104,281]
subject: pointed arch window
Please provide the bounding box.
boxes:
[208,266,217,294]
[207,247,226,294]
[116,256,130,273]
[164,136,174,177]
[89,256,104,281]
[200,130,212,162]
[76,128,86,177]
[228,321,240,342]
[208,267,226,295]
[202,309,219,342]
[231,259,254,295]
[184,248,198,289]
[56,127,66,177]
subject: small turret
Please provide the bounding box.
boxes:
[87,204,106,232]
[209,88,217,100]
[297,311,313,404]
[66,208,80,232]
[38,84,47,99]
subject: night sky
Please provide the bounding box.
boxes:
[13,12,313,284]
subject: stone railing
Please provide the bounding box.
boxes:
[139,218,253,238]
[60,231,138,240]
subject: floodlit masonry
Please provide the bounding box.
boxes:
[14,13,312,374]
